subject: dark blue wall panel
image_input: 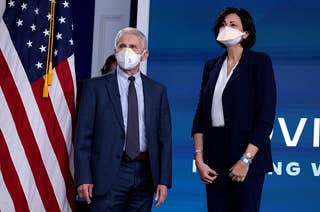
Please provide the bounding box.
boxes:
[72,0,95,80]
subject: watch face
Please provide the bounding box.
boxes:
[245,152,252,159]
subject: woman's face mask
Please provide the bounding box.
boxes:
[216,26,244,47]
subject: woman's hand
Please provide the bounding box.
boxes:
[196,161,219,184]
[229,160,249,182]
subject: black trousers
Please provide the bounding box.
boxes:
[205,127,265,212]
[90,159,154,212]
[206,173,265,212]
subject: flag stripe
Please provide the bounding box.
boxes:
[0,88,45,212]
[68,56,77,105]
[50,65,73,152]
[32,76,75,210]
[50,64,75,179]
[0,170,15,212]
[55,60,77,169]
[0,50,60,211]
[0,130,30,212]
[55,61,76,180]
[55,59,76,123]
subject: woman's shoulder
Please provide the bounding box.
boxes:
[247,49,271,61]
[205,52,226,65]
[205,57,220,65]
[203,55,224,71]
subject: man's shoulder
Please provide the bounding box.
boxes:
[82,71,116,86]
[141,74,166,90]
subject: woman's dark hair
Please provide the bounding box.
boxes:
[213,7,256,48]
[101,54,117,75]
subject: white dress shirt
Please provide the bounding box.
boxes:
[117,68,147,152]
[211,58,239,127]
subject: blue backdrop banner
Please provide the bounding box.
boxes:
[147,1,320,211]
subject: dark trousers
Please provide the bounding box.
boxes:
[90,159,154,212]
[206,173,265,212]
[204,127,265,212]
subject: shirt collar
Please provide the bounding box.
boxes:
[117,68,142,86]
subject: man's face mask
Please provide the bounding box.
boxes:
[116,48,143,70]
[216,26,244,47]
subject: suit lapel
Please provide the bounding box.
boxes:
[104,72,125,131]
[141,74,151,135]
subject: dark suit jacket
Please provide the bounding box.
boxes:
[192,48,276,174]
[74,71,172,195]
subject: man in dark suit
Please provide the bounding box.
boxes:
[74,27,172,211]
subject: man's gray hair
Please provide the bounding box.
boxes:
[114,27,148,51]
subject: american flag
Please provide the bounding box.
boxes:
[0,0,76,211]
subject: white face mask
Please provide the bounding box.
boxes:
[216,26,244,47]
[116,48,143,70]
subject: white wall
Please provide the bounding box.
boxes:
[137,0,150,74]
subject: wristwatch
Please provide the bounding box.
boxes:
[244,152,253,160]
[240,152,253,165]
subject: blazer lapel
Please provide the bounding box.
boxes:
[225,48,250,90]
[207,55,225,95]
[199,55,225,125]
[105,72,125,131]
[204,55,225,111]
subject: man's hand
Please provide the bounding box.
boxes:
[196,161,218,184]
[77,184,94,204]
[154,184,167,208]
[229,160,249,182]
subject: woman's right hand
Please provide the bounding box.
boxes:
[196,160,218,184]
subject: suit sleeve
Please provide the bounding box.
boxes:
[191,61,212,136]
[74,81,96,188]
[249,53,277,150]
[159,88,172,188]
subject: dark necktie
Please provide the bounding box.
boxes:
[125,76,140,160]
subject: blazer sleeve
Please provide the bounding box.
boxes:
[159,88,172,188]
[191,60,214,136]
[249,53,277,150]
[74,80,96,188]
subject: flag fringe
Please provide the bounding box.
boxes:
[43,0,56,97]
